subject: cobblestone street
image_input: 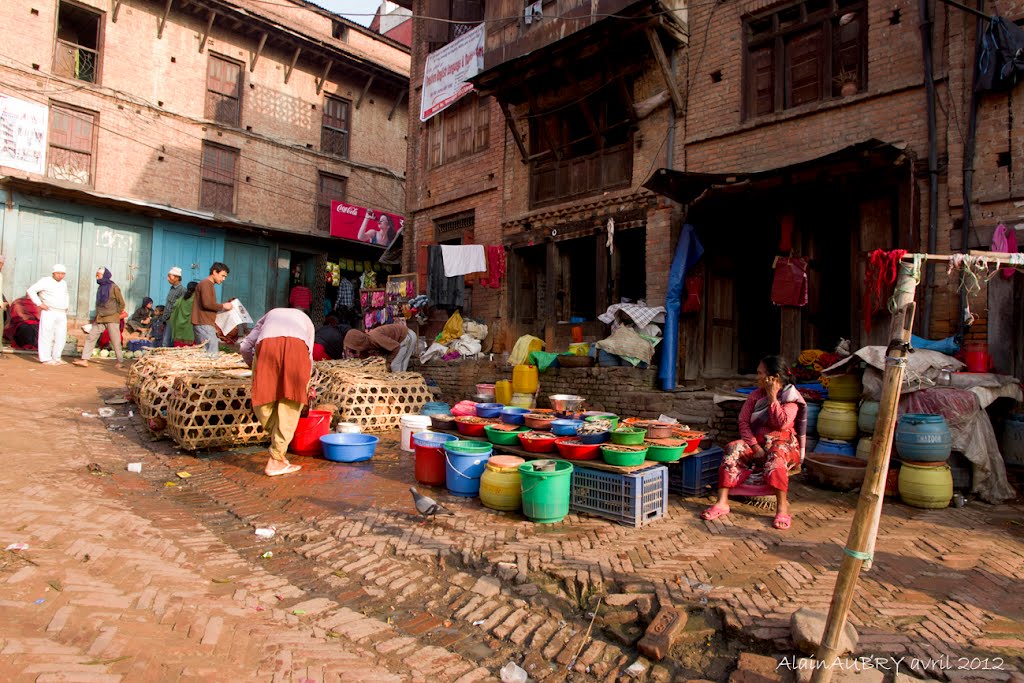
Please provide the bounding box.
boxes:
[2,354,1024,682]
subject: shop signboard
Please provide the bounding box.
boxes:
[330,200,404,248]
[0,93,48,175]
[419,23,484,121]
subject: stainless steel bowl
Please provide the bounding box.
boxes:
[548,394,585,412]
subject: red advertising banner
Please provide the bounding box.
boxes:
[329,201,404,247]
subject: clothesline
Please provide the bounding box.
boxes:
[900,249,1024,267]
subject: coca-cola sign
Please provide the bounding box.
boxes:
[330,201,404,247]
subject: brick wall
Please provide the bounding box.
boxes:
[411,359,742,443]
[0,0,409,235]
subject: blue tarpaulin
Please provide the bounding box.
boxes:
[659,224,704,391]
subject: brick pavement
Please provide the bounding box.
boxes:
[2,355,1024,682]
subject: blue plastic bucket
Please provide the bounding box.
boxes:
[444,443,493,497]
[814,438,856,457]
[421,402,451,416]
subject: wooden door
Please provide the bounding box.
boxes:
[704,270,738,376]
[11,207,84,316]
[223,241,270,320]
[87,219,152,316]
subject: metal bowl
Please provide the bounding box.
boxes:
[548,394,585,412]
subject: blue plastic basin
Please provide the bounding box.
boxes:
[475,403,504,419]
[320,433,379,462]
[500,407,530,425]
[551,419,583,436]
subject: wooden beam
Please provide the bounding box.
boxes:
[111,0,124,23]
[315,60,333,94]
[498,99,529,164]
[356,74,375,109]
[284,46,301,84]
[158,0,173,39]
[249,32,267,72]
[634,90,671,120]
[646,27,684,114]
[388,88,407,121]
[198,10,215,53]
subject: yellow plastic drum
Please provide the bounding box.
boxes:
[480,455,526,511]
[817,400,858,441]
[495,380,513,406]
[898,462,953,509]
[512,365,539,394]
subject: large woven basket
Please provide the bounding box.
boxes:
[164,371,268,451]
[316,370,433,432]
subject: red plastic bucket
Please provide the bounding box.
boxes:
[964,342,992,373]
[415,444,447,486]
[289,410,332,456]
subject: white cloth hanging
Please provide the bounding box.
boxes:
[441,245,487,277]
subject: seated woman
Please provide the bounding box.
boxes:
[702,355,806,530]
[125,297,154,335]
[3,296,41,349]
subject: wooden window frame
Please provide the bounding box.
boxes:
[46,102,97,187]
[205,53,244,127]
[52,0,104,85]
[321,95,351,159]
[426,94,490,168]
[199,142,239,214]
[434,210,474,242]
[742,0,867,119]
[316,171,348,233]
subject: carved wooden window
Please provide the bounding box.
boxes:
[316,172,347,232]
[321,95,351,158]
[47,104,96,186]
[426,95,490,168]
[200,142,239,214]
[206,54,243,126]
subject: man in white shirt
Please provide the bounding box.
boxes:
[27,264,71,365]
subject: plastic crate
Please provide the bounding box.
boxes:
[569,465,667,527]
[668,446,724,496]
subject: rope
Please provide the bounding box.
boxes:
[844,547,873,562]
[887,256,923,315]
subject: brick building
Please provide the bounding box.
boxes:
[403,0,1023,382]
[0,0,409,325]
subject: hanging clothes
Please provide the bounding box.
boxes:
[440,245,487,277]
[482,246,506,289]
[428,246,465,309]
[770,257,809,307]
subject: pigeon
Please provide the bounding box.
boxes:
[410,487,454,521]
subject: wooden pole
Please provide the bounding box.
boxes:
[810,263,919,682]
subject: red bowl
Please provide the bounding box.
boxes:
[518,431,558,453]
[675,430,706,453]
[455,418,490,437]
[554,437,601,460]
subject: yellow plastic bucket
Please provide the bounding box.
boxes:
[480,456,526,511]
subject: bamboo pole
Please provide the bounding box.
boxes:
[810,263,920,682]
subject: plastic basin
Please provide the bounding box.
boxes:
[610,428,647,445]
[430,414,456,431]
[646,443,685,462]
[601,445,648,467]
[577,430,609,445]
[584,414,619,431]
[455,417,491,437]
[524,413,555,430]
[643,422,675,439]
[518,432,559,453]
[554,437,601,460]
[320,433,379,463]
[551,419,583,436]
[475,403,504,419]
[500,407,531,425]
[675,430,706,454]
[484,424,531,446]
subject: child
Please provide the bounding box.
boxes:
[149,305,166,344]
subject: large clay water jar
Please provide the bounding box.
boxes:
[827,374,862,402]
[898,462,953,509]
[480,456,526,511]
[895,413,952,463]
[858,400,880,435]
[999,414,1024,466]
[817,401,858,441]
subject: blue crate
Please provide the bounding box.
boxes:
[569,465,667,527]
[668,446,724,496]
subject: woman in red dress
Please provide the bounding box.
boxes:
[701,355,806,529]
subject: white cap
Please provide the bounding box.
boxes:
[168,266,183,277]
[52,263,67,273]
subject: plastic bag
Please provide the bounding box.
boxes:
[770,257,808,307]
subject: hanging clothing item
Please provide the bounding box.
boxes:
[977,17,1024,92]
[427,246,464,309]
[990,224,1020,279]
[441,245,487,277]
[483,246,506,288]
[770,257,809,307]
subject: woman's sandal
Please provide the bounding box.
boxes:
[265,463,302,477]
[773,513,792,530]
[701,504,730,521]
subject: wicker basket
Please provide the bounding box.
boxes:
[316,370,433,432]
[164,372,268,451]
[127,347,207,399]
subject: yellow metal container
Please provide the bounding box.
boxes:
[817,400,858,441]
[480,456,526,511]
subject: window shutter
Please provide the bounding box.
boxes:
[68,110,93,152]
[475,96,489,151]
[423,0,450,44]
[48,107,72,148]
[749,46,775,116]
[786,28,823,107]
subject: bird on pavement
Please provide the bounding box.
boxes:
[409,487,454,523]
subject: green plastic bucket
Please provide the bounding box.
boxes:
[518,460,573,523]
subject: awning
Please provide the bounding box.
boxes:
[643,139,909,205]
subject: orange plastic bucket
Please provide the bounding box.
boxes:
[289,410,332,456]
